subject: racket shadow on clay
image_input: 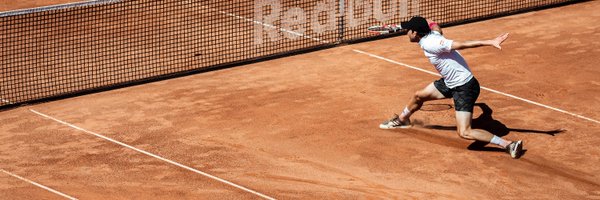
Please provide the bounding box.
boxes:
[419,103,566,152]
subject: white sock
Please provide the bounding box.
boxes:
[490,135,510,148]
[400,107,412,119]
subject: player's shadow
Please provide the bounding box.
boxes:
[422,103,565,152]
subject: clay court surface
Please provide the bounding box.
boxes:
[2,0,600,199]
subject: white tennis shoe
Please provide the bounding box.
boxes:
[506,140,524,159]
[379,114,412,129]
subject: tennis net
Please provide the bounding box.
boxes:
[0,0,580,108]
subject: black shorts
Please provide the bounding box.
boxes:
[433,77,480,113]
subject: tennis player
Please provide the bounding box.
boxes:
[379,16,524,159]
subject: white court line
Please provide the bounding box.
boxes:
[29,109,276,200]
[196,4,330,44]
[353,49,600,125]
[0,168,78,200]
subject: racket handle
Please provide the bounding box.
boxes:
[383,24,402,33]
[389,24,402,33]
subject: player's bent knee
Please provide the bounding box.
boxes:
[414,91,425,102]
[458,129,473,140]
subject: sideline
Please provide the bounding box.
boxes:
[0,168,78,200]
[30,109,277,200]
[353,49,600,125]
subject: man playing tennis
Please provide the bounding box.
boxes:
[379,16,524,159]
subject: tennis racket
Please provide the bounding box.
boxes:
[367,24,402,35]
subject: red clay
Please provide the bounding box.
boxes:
[1,1,600,199]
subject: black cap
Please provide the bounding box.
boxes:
[401,16,430,35]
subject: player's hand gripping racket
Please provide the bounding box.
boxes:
[367,24,402,35]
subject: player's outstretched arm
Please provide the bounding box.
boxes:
[451,33,509,50]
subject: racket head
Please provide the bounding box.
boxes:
[367,25,392,35]
[367,24,401,35]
